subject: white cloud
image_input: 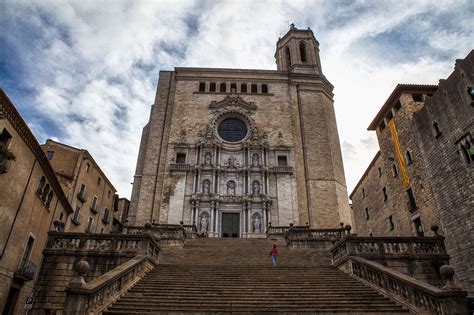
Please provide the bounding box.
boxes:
[1,0,471,199]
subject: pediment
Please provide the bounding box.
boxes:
[209,96,257,111]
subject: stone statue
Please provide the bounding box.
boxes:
[227,181,236,195]
[202,180,210,194]
[252,181,260,194]
[200,216,209,232]
[253,216,261,232]
[252,153,259,167]
[204,152,212,165]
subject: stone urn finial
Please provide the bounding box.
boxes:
[330,237,337,245]
[69,260,90,288]
[440,265,461,290]
[431,225,440,236]
[340,222,344,228]
[180,220,184,226]
[344,224,352,234]
[289,223,294,227]
[144,222,152,228]
[268,222,272,227]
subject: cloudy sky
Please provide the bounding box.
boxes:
[1,0,472,198]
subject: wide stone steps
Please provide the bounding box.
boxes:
[104,238,408,314]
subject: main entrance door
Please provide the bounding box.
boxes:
[222,213,240,238]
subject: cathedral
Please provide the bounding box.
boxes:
[128,25,353,237]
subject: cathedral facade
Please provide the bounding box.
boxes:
[128,26,352,237]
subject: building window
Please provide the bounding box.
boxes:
[97,177,101,185]
[241,83,247,93]
[365,208,369,220]
[198,82,205,92]
[91,196,98,213]
[378,120,386,131]
[108,190,111,198]
[405,150,413,164]
[218,118,248,142]
[37,176,46,195]
[382,187,388,202]
[45,191,53,208]
[261,84,268,94]
[209,82,216,92]
[72,206,81,224]
[0,128,14,173]
[285,46,291,66]
[433,122,442,138]
[277,155,288,166]
[362,188,365,198]
[412,94,423,102]
[468,86,474,101]
[230,83,237,92]
[78,184,86,202]
[457,134,474,164]
[86,217,93,233]
[378,167,382,177]
[388,215,395,231]
[103,208,110,224]
[299,41,307,62]
[251,84,258,93]
[41,184,50,202]
[392,164,398,177]
[413,217,424,236]
[0,128,12,146]
[176,152,186,164]
[394,100,402,111]
[46,151,54,160]
[220,83,226,93]
[19,235,35,272]
[85,163,91,172]
[407,188,417,212]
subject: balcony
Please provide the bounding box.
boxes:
[90,205,98,214]
[77,191,87,202]
[272,166,293,174]
[72,213,82,226]
[170,163,191,172]
[14,261,37,282]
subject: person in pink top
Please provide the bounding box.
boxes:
[270,244,278,267]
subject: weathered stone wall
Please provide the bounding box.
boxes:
[351,90,441,238]
[414,51,474,296]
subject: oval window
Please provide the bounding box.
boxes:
[218,118,247,142]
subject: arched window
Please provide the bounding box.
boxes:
[37,176,46,194]
[241,83,247,93]
[230,83,237,92]
[299,41,307,62]
[251,84,257,93]
[285,46,291,66]
[261,84,268,94]
[46,191,54,208]
[41,184,50,202]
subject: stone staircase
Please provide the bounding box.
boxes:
[104,238,408,314]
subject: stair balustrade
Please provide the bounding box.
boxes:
[343,256,467,314]
[65,255,156,314]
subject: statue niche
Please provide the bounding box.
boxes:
[202,179,211,194]
[252,180,261,195]
[252,153,260,167]
[204,152,212,165]
[227,181,236,196]
[252,213,262,233]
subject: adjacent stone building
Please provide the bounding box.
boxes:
[41,140,117,234]
[413,51,473,297]
[0,90,73,314]
[350,50,474,296]
[129,26,353,237]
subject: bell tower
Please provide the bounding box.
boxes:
[275,24,323,74]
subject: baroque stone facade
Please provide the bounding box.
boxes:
[129,26,352,236]
[350,50,474,296]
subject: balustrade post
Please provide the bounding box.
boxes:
[64,260,90,314]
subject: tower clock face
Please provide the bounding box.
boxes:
[217,118,248,142]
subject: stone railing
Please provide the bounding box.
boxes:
[126,224,186,247]
[286,227,346,249]
[343,256,467,314]
[271,166,293,174]
[169,163,191,172]
[331,235,448,265]
[65,255,156,314]
[45,232,160,260]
